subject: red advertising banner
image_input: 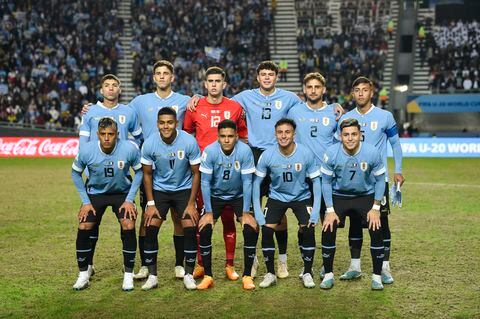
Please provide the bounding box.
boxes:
[0,137,79,158]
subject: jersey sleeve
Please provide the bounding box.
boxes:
[129,110,143,138]
[320,149,335,178]
[287,92,302,111]
[385,112,399,138]
[183,109,196,133]
[305,150,321,179]
[371,148,386,177]
[187,138,202,165]
[140,140,154,166]
[231,91,245,105]
[78,113,91,146]
[255,151,268,178]
[128,142,142,171]
[72,151,87,173]
[234,104,248,139]
[241,146,256,175]
[199,148,214,175]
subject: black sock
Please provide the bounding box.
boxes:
[199,224,213,276]
[138,235,146,267]
[173,235,185,267]
[369,228,384,275]
[122,229,136,273]
[275,229,288,255]
[262,226,275,274]
[297,229,304,259]
[300,226,315,275]
[183,226,197,275]
[321,223,337,274]
[381,214,391,262]
[144,226,159,276]
[242,225,258,276]
[88,224,99,265]
[349,218,363,259]
[76,229,91,271]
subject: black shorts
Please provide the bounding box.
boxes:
[264,198,313,225]
[251,146,270,198]
[207,196,244,220]
[85,193,130,223]
[381,182,390,216]
[332,194,374,228]
[152,189,191,220]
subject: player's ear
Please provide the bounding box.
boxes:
[204,81,208,90]
[222,81,227,90]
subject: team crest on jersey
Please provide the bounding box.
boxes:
[118,115,126,124]
[294,163,302,172]
[224,111,231,119]
[177,150,185,160]
[274,100,282,109]
[360,161,368,171]
[322,117,330,126]
[370,121,378,131]
[234,161,241,171]
[118,161,125,169]
[171,105,178,113]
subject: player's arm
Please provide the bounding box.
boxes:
[130,111,143,146]
[309,175,322,227]
[120,147,143,220]
[199,150,214,230]
[186,94,203,112]
[252,155,267,226]
[320,157,340,232]
[140,144,160,225]
[78,113,91,147]
[80,102,93,115]
[368,153,386,231]
[387,132,404,186]
[185,142,202,224]
[182,109,195,134]
[332,103,345,121]
[234,104,249,144]
[71,155,96,222]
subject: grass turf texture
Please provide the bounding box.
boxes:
[0,158,479,319]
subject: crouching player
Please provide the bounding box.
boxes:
[320,118,386,290]
[197,120,258,290]
[71,117,143,291]
[253,118,321,289]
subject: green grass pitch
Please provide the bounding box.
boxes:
[0,158,479,318]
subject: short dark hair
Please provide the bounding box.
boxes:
[275,118,296,131]
[218,119,237,132]
[303,72,326,86]
[98,117,118,131]
[153,60,174,74]
[157,107,177,119]
[256,60,279,75]
[340,118,361,131]
[205,66,226,79]
[100,74,121,86]
[351,76,374,89]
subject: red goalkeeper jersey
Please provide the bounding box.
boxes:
[183,97,248,151]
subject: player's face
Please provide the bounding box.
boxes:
[304,79,326,104]
[97,126,118,151]
[257,69,277,91]
[204,74,226,98]
[153,66,174,90]
[352,83,374,108]
[341,126,361,152]
[275,123,295,148]
[100,79,121,102]
[157,114,178,139]
[218,128,238,153]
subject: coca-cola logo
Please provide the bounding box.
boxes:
[0,137,79,158]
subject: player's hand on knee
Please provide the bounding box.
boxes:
[144,205,160,226]
[183,203,199,225]
[322,212,339,233]
[78,204,95,222]
[81,103,92,115]
[187,95,201,111]
[198,212,213,231]
[120,201,137,220]
[367,209,381,231]
[241,212,259,232]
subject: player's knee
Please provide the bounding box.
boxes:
[200,223,213,237]
[78,222,95,230]
[300,225,315,244]
[120,218,135,230]
[261,225,275,246]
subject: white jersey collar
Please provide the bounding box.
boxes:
[355,104,375,116]
[277,142,297,158]
[258,88,277,98]
[342,142,362,157]
[306,101,328,111]
[97,101,119,110]
[155,91,174,100]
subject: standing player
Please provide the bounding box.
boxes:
[320,118,386,290]
[183,66,248,281]
[196,120,258,290]
[286,72,338,277]
[253,118,321,289]
[140,107,201,290]
[337,77,404,284]
[71,118,143,291]
[79,74,142,277]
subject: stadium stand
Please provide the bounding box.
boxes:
[0,1,122,130]
[130,0,272,97]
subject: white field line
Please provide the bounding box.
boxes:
[408,182,480,188]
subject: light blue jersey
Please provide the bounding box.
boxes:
[141,130,201,192]
[200,141,255,212]
[320,142,386,207]
[233,88,301,149]
[129,92,189,139]
[79,102,142,147]
[71,140,143,204]
[287,102,338,166]
[338,105,402,179]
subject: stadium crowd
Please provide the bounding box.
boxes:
[296,0,392,109]
[0,0,122,129]
[130,0,272,97]
[420,19,480,93]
